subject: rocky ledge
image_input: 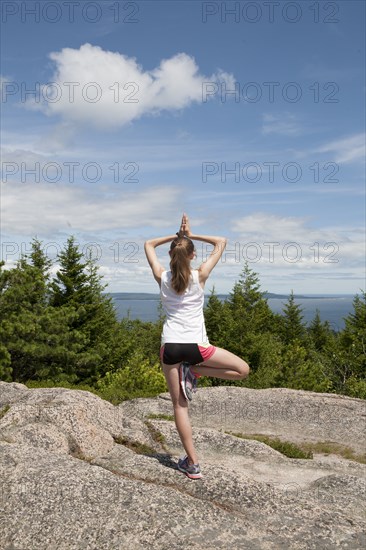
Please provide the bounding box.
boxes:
[0,382,365,550]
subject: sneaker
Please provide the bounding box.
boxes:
[179,362,198,401]
[177,455,202,479]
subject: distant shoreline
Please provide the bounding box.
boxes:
[104,292,355,300]
[106,293,355,331]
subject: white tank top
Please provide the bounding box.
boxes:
[160,269,209,345]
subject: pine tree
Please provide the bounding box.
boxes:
[82,250,119,341]
[227,263,274,330]
[0,260,13,380]
[241,332,283,389]
[0,342,11,381]
[49,237,123,383]
[229,262,262,310]
[28,237,53,305]
[0,242,88,383]
[278,338,332,393]
[280,290,306,344]
[0,237,124,385]
[335,291,366,397]
[0,255,44,380]
[342,291,366,350]
[204,286,231,348]
[50,236,90,311]
[308,309,333,351]
[224,263,275,363]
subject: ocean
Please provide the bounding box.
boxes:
[108,293,356,332]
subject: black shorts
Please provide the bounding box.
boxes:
[160,343,216,365]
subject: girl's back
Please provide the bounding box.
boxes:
[160,269,207,344]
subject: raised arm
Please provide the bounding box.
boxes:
[144,234,176,285]
[192,234,227,285]
[181,214,227,285]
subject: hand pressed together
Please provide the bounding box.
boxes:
[177,212,192,238]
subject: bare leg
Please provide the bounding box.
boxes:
[162,362,198,465]
[161,349,249,466]
[191,347,250,380]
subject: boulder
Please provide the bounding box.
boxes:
[0,382,365,549]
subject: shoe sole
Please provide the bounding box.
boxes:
[177,465,202,479]
[179,364,192,401]
[181,381,192,401]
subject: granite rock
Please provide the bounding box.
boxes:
[0,381,365,550]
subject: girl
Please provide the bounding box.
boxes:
[144,213,250,479]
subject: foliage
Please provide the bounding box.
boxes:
[239,332,283,389]
[290,441,366,464]
[279,290,306,344]
[0,342,12,381]
[228,432,313,459]
[147,413,174,421]
[204,287,231,349]
[0,237,365,402]
[113,436,157,456]
[307,309,334,351]
[96,352,167,404]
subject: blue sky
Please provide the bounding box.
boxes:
[1,0,365,294]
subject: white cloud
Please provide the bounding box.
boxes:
[232,212,308,239]
[0,147,49,167]
[231,212,364,268]
[1,181,181,236]
[313,133,365,164]
[28,43,234,129]
[0,74,13,86]
[261,112,304,136]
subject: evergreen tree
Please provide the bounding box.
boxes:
[50,236,90,311]
[341,291,366,352]
[0,336,12,381]
[0,237,126,385]
[81,250,120,345]
[0,255,44,380]
[0,237,52,321]
[49,237,124,383]
[0,250,85,382]
[225,262,275,362]
[230,263,274,328]
[4,234,364,400]
[334,291,366,397]
[307,309,333,351]
[280,290,306,344]
[228,262,263,313]
[204,286,231,348]
[27,236,53,306]
[278,338,332,393]
[241,332,283,389]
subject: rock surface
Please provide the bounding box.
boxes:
[0,382,365,550]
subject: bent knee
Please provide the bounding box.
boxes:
[238,361,250,379]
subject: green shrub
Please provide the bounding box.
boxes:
[344,376,366,399]
[96,352,167,404]
[228,432,313,459]
[147,413,174,421]
[299,441,366,464]
[113,435,156,456]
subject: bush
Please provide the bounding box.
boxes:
[229,432,313,459]
[344,376,366,399]
[96,352,167,404]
